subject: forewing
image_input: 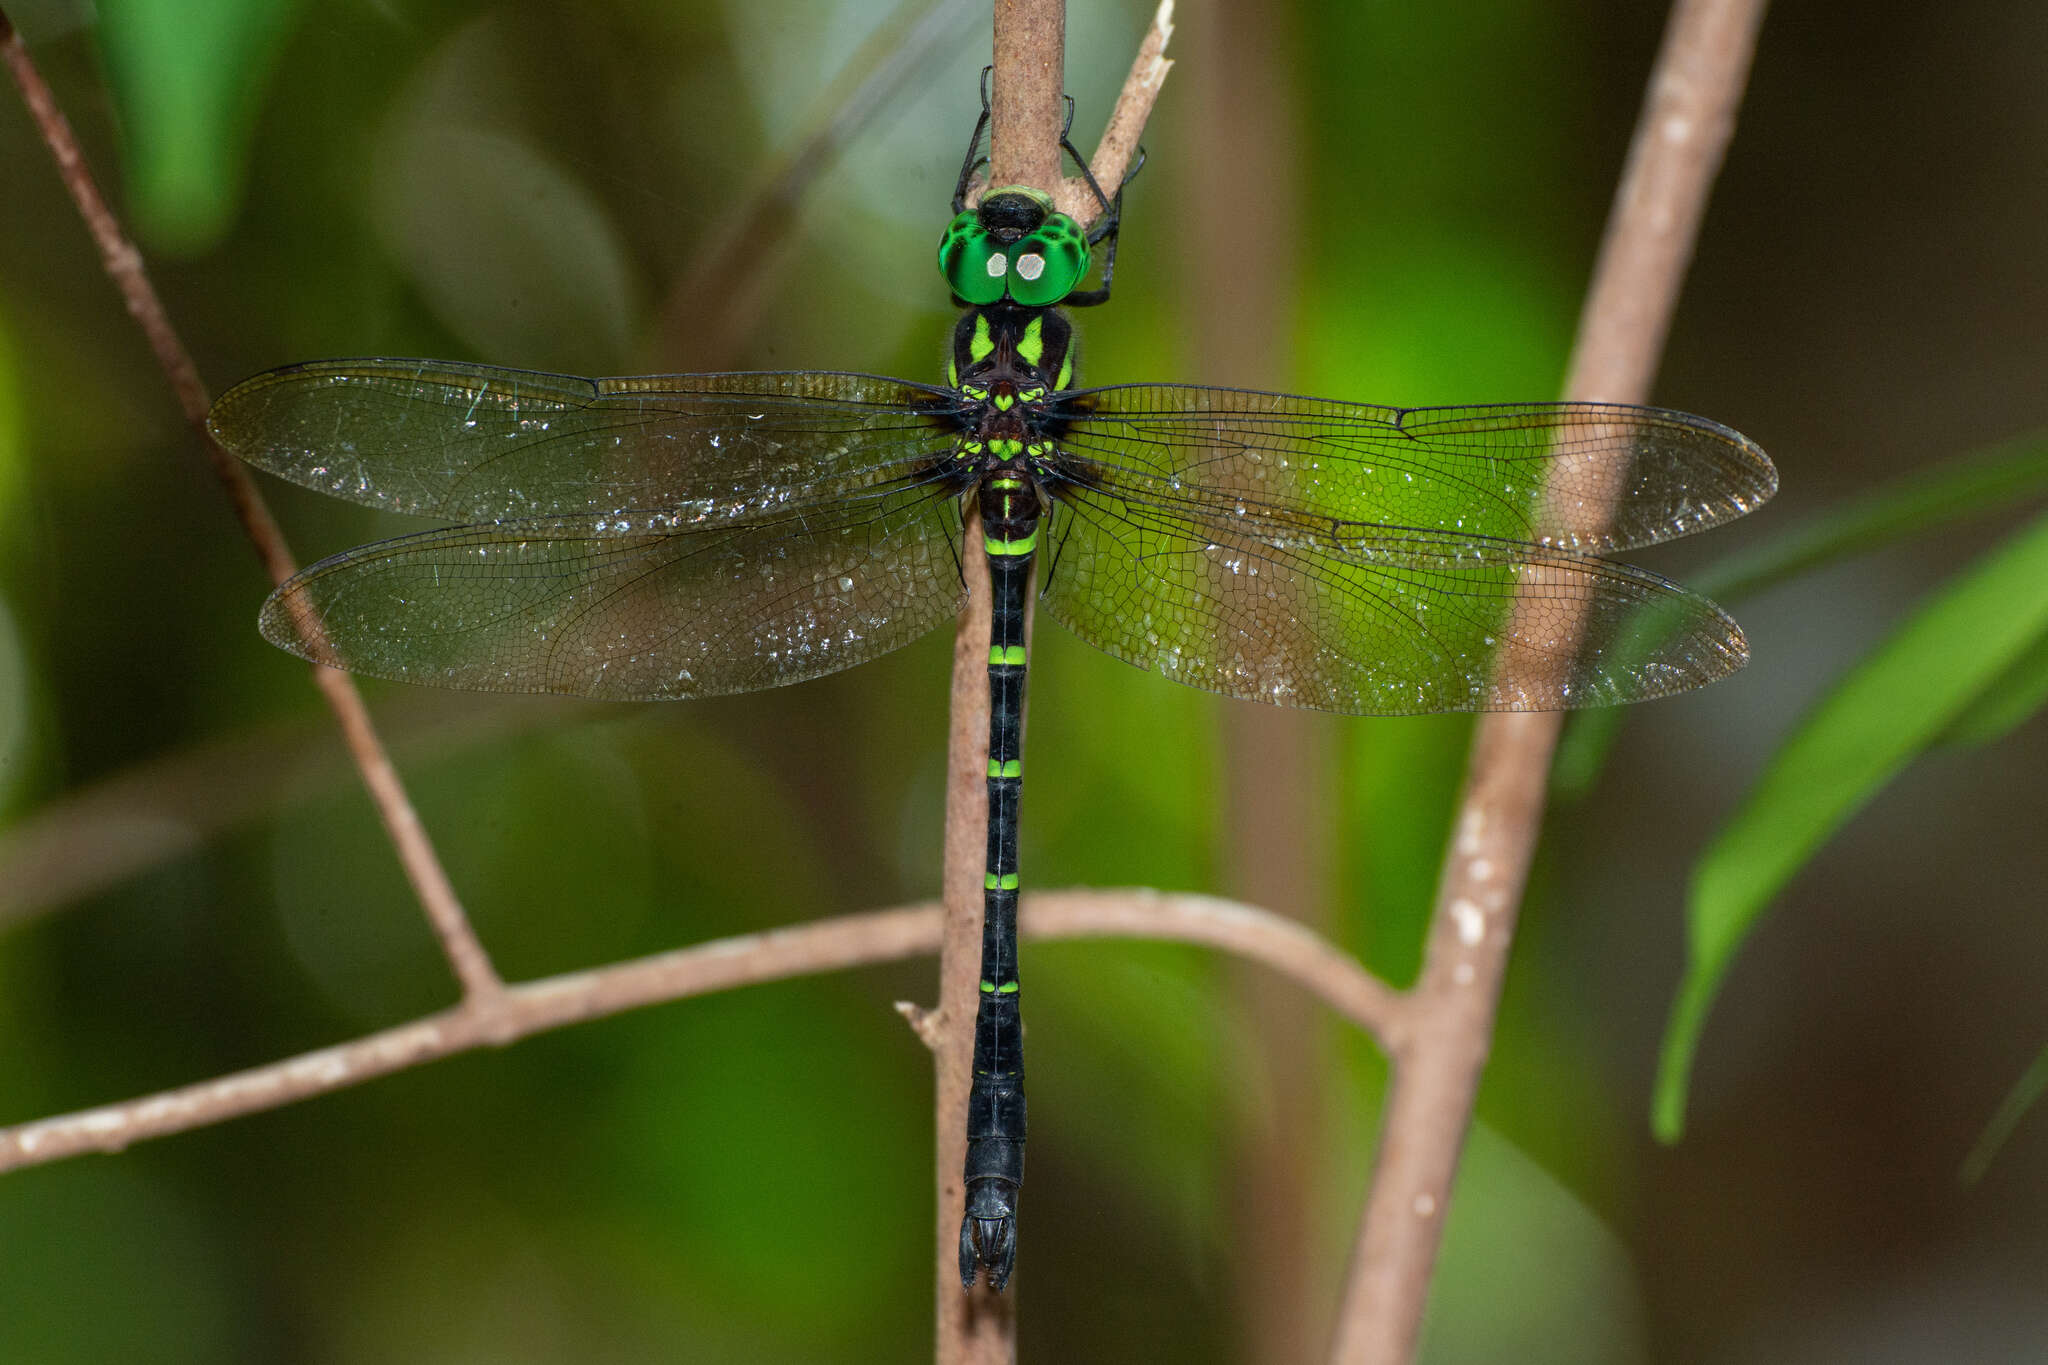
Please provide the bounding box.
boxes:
[259,479,967,700]
[210,360,959,521]
[1037,483,1748,715]
[1056,385,1776,554]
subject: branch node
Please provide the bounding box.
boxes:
[895,1000,945,1052]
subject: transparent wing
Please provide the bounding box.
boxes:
[1037,483,1747,715]
[1055,385,1776,555]
[259,478,967,700]
[210,359,960,521]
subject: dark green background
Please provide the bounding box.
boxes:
[2,0,2045,1359]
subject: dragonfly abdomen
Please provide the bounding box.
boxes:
[958,471,1040,1291]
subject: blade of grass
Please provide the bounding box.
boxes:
[1959,1043,2048,1185]
[1937,624,2048,747]
[1554,432,2048,797]
[1697,432,2048,603]
[1654,505,2048,1140]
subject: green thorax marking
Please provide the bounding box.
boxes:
[949,305,1074,398]
[1016,317,1045,369]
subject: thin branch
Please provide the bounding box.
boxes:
[1083,0,1173,213]
[0,890,1395,1174]
[936,503,1012,1359]
[968,0,1174,225]
[309,669,502,1001]
[0,5,500,1002]
[1326,3,1771,1362]
[933,18,1055,1352]
[935,6,1175,1357]
[1023,890,1399,1042]
[987,0,1065,192]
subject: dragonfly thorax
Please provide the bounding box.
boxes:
[943,304,1071,509]
[948,302,1074,394]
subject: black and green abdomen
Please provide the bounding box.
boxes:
[957,470,1038,1290]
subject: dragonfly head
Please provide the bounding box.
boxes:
[938,186,1090,307]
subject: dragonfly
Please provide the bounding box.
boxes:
[207,91,1776,1293]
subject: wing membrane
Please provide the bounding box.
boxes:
[1056,385,1776,555]
[260,478,967,700]
[210,360,960,522]
[1038,482,1747,715]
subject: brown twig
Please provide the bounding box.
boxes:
[0,890,1394,1174]
[1325,3,1771,1361]
[1085,1,1173,212]
[986,0,1066,193]
[933,11,1054,1356]
[933,6,1177,1357]
[935,501,1013,1359]
[0,5,501,1003]
[975,0,1172,225]
[1024,890,1398,1038]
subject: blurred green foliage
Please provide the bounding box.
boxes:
[3,0,2047,1361]
[1662,503,2048,1140]
[95,0,303,252]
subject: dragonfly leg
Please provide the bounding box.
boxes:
[952,66,994,214]
[1056,140,1142,308]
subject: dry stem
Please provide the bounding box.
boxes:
[977,0,1172,224]
[0,6,500,1003]
[1326,3,1771,1361]
[0,891,1393,1174]
[932,6,1177,1359]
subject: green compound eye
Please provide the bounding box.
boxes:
[1004,213,1089,306]
[938,211,1009,305]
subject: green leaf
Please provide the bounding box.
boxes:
[95,0,302,252]
[1960,1043,2048,1185]
[1654,506,2048,1141]
[1554,433,2048,798]
[1938,624,2048,747]
[1694,433,2048,605]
